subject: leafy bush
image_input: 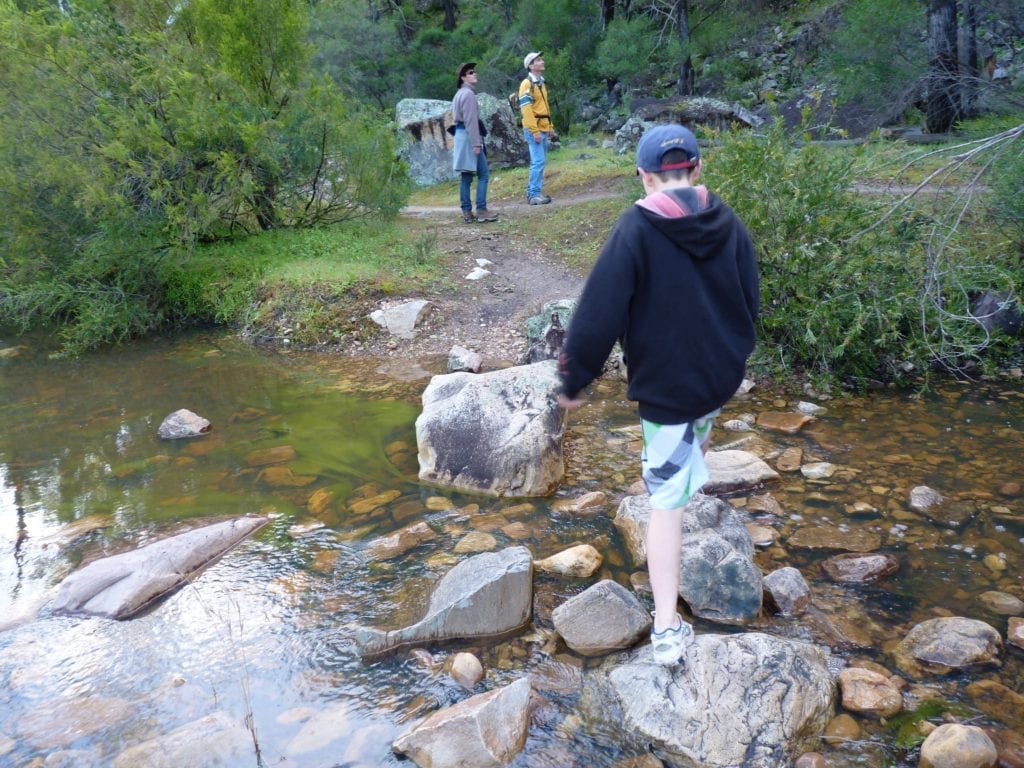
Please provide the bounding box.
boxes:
[703,119,933,381]
[824,0,925,114]
[0,0,410,354]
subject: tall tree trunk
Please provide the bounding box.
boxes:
[602,0,614,27]
[442,0,456,31]
[926,0,960,133]
[960,0,978,116]
[676,0,694,96]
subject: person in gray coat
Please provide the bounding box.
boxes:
[452,62,497,224]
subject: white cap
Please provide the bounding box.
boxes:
[523,51,543,69]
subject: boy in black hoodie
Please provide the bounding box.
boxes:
[557,124,759,665]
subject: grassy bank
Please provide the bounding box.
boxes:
[184,123,1024,384]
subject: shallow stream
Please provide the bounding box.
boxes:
[0,332,1021,767]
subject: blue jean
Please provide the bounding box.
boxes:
[523,128,548,198]
[460,149,489,212]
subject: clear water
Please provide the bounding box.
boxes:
[1,331,1022,767]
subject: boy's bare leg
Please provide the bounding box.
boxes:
[647,505,685,632]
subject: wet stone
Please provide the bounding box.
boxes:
[821,552,900,583]
[823,713,862,746]
[257,466,317,488]
[787,525,882,553]
[453,531,498,553]
[245,445,297,466]
[1009,617,1024,649]
[757,411,814,433]
[746,493,784,516]
[978,590,1024,615]
[984,726,1024,768]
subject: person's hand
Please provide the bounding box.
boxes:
[556,393,585,409]
[532,131,542,143]
[473,145,481,155]
[550,131,559,141]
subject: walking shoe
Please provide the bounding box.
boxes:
[527,195,552,205]
[463,211,477,224]
[476,209,499,222]
[650,612,693,666]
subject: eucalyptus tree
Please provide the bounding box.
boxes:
[926,0,960,133]
[0,0,409,352]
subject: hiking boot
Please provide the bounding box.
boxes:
[476,209,499,222]
[650,612,693,666]
[462,211,477,224]
[527,195,552,205]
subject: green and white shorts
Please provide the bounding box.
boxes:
[640,410,719,510]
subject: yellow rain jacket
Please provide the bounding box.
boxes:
[518,75,553,134]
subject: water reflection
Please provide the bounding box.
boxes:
[0,332,1022,767]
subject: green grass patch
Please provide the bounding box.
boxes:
[520,195,632,271]
[163,218,446,345]
[406,141,635,208]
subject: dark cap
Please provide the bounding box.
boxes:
[456,62,477,90]
[636,124,701,173]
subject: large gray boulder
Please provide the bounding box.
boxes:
[582,633,835,768]
[395,95,528,187]
[614,493,763,624]
[51,516,268,619]
[354,546,534,658]
[392,678,532,767]
[416,361,565,497]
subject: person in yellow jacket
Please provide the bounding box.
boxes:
[518,52,558,205]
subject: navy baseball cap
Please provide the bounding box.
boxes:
[636,124,700,172]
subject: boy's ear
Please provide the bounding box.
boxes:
[690,159,702,182]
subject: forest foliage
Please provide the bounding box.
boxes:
[0,0,1022,380]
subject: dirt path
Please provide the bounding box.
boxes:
[365,192,617,366]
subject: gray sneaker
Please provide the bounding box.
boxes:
[650,612,693,666]
[527,195,552,205]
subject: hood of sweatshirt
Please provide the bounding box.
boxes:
[635,186,734,260]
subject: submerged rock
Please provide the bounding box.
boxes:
[51,516,268,619]
[894,616,1002,677]
[113,712,253,768]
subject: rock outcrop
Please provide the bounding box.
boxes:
[354,546,534,658]
[416,361,565,497]
[51,516,268,619]
[582,632,835,768]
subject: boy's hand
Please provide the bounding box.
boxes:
[556,393,585,409]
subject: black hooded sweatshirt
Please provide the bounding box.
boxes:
[559,185,759,424]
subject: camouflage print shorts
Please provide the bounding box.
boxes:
[640,410,719,510]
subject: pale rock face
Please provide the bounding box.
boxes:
[582,632,835,767]
[416,361,565,497]
[534,544,603,577]
[551,579,651,657]
[392,678,532,767]
[51,516,268,619]
[354,546,534,659]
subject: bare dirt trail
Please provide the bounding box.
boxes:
[373,189,623,366]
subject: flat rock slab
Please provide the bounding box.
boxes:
[51,516,268,619]
[704,450,780,494]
